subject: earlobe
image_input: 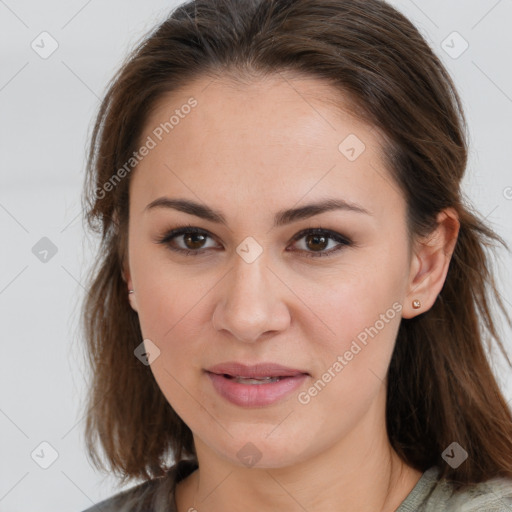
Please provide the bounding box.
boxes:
[128,289,138,312]
[402,208,460,319]
[126,277,138,312]
[122,264,138,313]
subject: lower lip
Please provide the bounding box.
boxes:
[206,371,308,407]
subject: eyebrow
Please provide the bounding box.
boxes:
[144,197,372,227]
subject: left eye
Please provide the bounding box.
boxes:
[156,225,353,258]
[290,228,352,256]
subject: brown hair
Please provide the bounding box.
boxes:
[80,0,512,490]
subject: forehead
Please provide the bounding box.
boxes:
[144,73,378,155]
[129,74,403,223]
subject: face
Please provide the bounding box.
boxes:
[124,74,416,469]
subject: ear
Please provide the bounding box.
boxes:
[122,258,138,313]
[402,208,460,319]
[114,209,138,312]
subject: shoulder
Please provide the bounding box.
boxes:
[443,476,512,512]
[398,466,512,512]
[80,459,199,512]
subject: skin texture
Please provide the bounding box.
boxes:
[123,74,459,512]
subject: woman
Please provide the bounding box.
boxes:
[80,0,512,510]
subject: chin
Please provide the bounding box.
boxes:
[206,427,314,470]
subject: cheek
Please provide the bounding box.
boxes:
[136,276,209,354]
[129,237,207,336]
[132,268,209,420]
[292,274,402,443]
[302,255,405,394]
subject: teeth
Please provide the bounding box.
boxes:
[232,376,282,384]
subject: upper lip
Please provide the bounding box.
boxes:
[206,362,309,378]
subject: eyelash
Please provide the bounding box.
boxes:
[155,224,353,258]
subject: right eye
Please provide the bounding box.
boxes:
[156,224,219,256]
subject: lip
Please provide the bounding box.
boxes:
[206,361,309,378]
[204,362,310,408]
[206,372,308,407]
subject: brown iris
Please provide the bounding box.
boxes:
[183,233,207,250]
[305,233,329,252]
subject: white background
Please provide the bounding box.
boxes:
[0,1,511,510]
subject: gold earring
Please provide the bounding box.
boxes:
[412,299,421,309]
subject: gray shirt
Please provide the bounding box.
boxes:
[82,459,512,511]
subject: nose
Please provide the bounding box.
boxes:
[212,254,291,343]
